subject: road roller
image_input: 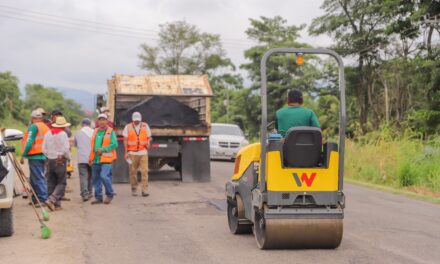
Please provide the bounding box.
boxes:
[225,48,346,249]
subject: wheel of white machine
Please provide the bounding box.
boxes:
[227,194,252,234]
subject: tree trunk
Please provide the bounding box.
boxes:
[357,57,369,134]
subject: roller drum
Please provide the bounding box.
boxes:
[254,215,343,249]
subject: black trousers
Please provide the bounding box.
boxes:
[46,159,67,207]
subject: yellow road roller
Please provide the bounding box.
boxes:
[225,48,346,249]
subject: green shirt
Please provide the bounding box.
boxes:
[22,123,46,160]
[275,106,321,137]
[92,129,118,164]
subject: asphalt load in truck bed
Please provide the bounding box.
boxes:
[115,96,202,127]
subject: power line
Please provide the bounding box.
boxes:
[0,11,253,49]
[0,4,159,34]
[0,4,255,46]
[0,12,160,41]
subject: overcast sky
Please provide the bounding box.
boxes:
[0,0,332,93]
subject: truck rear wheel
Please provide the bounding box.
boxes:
[0,207,14,237]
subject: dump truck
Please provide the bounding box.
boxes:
[102,74,212,182]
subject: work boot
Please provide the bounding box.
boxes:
[61,196,71,201]
[21,190,28,199]
[91,199,103,205]
[141,192,149,197]
[132,189,138,197]
[82,196,90,202]
[45,200,55,211]
[103,196,113,204]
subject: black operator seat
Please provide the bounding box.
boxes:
[283,126,322,168]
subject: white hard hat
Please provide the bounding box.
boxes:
[132,112,142,121]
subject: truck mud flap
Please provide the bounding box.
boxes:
[181,138,211,182]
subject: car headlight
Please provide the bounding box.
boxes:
[0,184,6,199]
[241,139,249,146]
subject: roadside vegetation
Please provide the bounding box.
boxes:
[0,71,85,128]
[346,132,440,198]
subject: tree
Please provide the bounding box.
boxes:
[22,84,84,126]
[310,0,388,134]
[139,21,233,74]
[0,71,22,120]
[210,73,244,123]
[240,16,326,137]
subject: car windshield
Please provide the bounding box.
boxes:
[212,125,243,136]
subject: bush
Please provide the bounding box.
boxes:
[397,161,415,187]
[345,135,440,195]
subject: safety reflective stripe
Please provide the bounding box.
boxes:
[27,122,49,155]
[89,127,117,163]
[126,122,149,151]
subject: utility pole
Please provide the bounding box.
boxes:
[223,89,230,123]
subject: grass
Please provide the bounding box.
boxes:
[345,178,440,205]
[345,137,440,200]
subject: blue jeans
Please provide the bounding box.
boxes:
[92,164,114,200]
[28,159,48,203]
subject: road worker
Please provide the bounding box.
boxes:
[74,118,94,202]
[89,113,118,204]
[42,116,71,211]
[123,112,152,197]
[275,90,320,137]
[20,110,50,205]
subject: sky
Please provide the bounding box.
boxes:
[0,0,332,94]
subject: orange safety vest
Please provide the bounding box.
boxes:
[89,127,117,163]
[21,121,50,155]
[126,122,150,151]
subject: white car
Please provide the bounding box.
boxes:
[210,123,248,160]
[0,128,23,237]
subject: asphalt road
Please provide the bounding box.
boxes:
[1,161,439,264]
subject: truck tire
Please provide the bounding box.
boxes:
[0,207,14,237]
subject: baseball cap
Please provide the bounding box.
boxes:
[132,112,142,121]
[97,113,108,120]
[31,110,43,118]
[81,118,91,126]
[51,109,63,116]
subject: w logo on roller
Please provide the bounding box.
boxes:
[293,172,317,187]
